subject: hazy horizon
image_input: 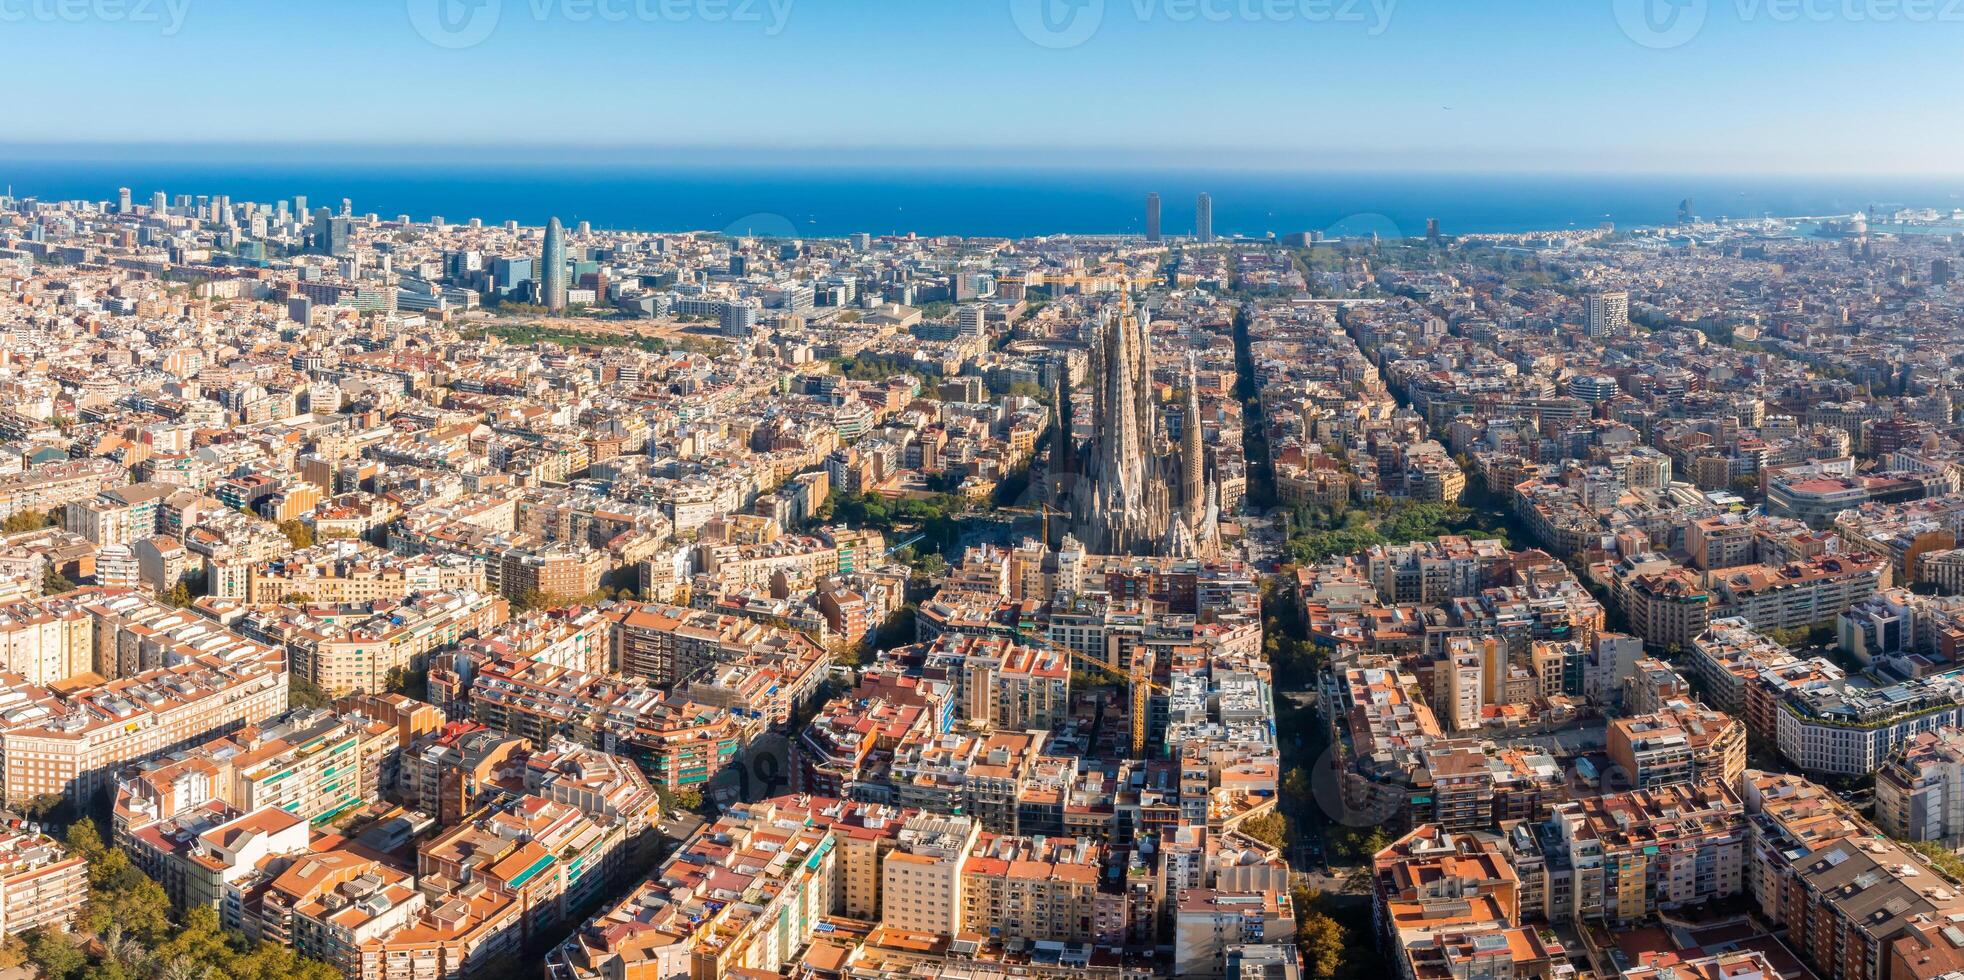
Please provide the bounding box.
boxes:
[5,141,1964,181]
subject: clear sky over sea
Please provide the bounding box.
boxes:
[5,0,1960,176]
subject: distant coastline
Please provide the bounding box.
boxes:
[2,153,1959,240]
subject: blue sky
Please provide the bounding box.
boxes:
[4,0,1958,174]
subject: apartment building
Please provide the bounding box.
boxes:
[799,694,929,800]
[1688,515,1759,571]
[959,833,1105,943]
[0,828,88,936]
[397,723,529,826]
[1362,537,1510,606]
[0,624,289,806]
[419,794,630,942]
[121,801,312,913]
[1687,617,1798,715]
[64,483,173,547]
[881,813,980,936]
[954,634,1070,731]
[1370,825,1567,980]
[464,654,759,793]
[1874,726,1964,844]
[251,588,506,695]
[551,794,850,980]
[606,601,830,724]
[1769,471,1930,529]
[494,740,663,860]
[1747,771,1964,980]
[498,545,607,603]
[247,846,424,971]
[1710,552,1889,633]
[114,706,398,829]
[1624,658,1693,714]
[1545,780,1747,925]
[1766,663,1964,777]
[0,589,96,685]
[245,544,485,606]
[1173,889,1297,979]
[1601,556,1714,652]
[0,459,127,522]
[1607,701,1746,790]
[351,886,523,980]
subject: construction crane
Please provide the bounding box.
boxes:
[1065,641,1168,758]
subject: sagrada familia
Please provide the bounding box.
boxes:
[1048,295,1221,558]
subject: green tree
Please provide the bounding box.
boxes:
[1296,901,1348,980]
[1907,840,1964,882]
[64,819,105,860]
[150,905,229,968]
[163,581,194,609]
[43,565,76,594]
[1238,810,1289,850]
[21,793,65,821]
[81,846,173,942]
[0,935,25,971]
[289,677,334,710]
[80,954,135,980]
[384,667,428,701]
[278,520,315,549]
[1005,380,1050,404]
[2,510,52,534]
[1282,766,1313,807]
[24,927,86,980]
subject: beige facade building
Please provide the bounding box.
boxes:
[1173,889,1297,979]
[1607,701,1747,791]
[1875,726,1964,845]
[0,603,289,806]
[0,828,88,936]
[880,813,979,936]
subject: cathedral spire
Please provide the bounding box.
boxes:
[1072,293,1216,557]
[1181,353,1206,529]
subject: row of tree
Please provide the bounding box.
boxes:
[1281,499,1507,566]
[0,819,342,980]
[2,508,58,534]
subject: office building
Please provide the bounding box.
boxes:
[1583,291,1629,339]
[541,216,569,312]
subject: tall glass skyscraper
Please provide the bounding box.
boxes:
[1145,192,1162,242]
[1196,192,1214,243]
[541,216,569,311]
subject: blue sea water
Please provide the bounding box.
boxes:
[1,153,1959,240]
